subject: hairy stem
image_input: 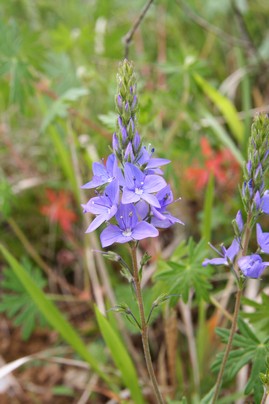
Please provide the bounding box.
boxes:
[130,243,164,404]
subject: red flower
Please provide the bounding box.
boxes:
[40,189,77,234]
[185,137,240,191]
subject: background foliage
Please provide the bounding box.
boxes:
[1,0,269,402]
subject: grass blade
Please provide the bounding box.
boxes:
[95,306,145,404]
[0,244,110,385]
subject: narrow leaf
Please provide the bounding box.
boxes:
[0,244,110,385]
[95,306,144,404]
[194,74,244,144]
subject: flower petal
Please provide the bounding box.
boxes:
[141,193,160,208]
[81,176,104,189]
[124,163,144,189]
[132,222,159,240]
[202,258,227,267]
[226,239,240,261]
[86,214,107,233]
[143,175,166,193]
[146,158,170,169]
[261,193,269,214]
[106,154,117,176]
[256,223,269,253]
[92,162,106,177]
[122,188,141,204]
[115,203,138,229]
[121,187,140,204]
[100,225,123,247]
[238,254,266,278]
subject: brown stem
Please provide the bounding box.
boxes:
[130,243,164,404]
[123,0,155,59]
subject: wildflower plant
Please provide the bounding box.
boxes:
[203,114,269,402]
[82,59,183,403]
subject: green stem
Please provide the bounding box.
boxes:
[130,243,165,404]
[212,213,252,403]
[211,288,242,404]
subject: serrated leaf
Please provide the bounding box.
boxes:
[0,259,48,340]
[241,293,269,333]
[154,238,212,303]
[212,316,268,398]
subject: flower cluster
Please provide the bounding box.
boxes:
[82,60,183,248]
[203,115,269,279]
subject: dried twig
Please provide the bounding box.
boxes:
[123,0,155,59]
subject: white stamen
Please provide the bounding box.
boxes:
[135,187,143,195]
[122,229,132,237]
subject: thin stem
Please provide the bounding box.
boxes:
[212,213,252,403]
[212,288,242,404]
[123,0,155,59]
[130,243,165,404]
[261,389,268,404]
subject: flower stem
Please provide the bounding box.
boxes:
[212,288,242,403]
[212,213,252,403]
[130,243,165,404]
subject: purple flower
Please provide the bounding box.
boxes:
[133,132,141,153]
[256,223,269,253]
[238,254,269,278]
[203,239,240,267]
[261,191,269,214]
[112,133,119,153]
[81,154,118,189]
[122,163,166,207]
[235,210,244,233]
[151,185,184,228]
[100,203,158,247]
[82,180,119,232]
[252,191,261,211]
[124,142,134,162]
[134,146,170,174]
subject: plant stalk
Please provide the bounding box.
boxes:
[261,390,268,404]
[130,243,164,404]
[212,213,252,403]
[211,288,242,403]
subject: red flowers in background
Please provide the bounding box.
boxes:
[185,137,240,191]
[40,189,77,234]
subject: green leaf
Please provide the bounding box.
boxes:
[212,316,268,399]
[242,294,269,333]
[0,258,47,340]
[98,111,118,131]
[154,238,212,303]
[0,244,110,385]
[95,306,144,404]
[194,74,244,144]
[200,111,244,165]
